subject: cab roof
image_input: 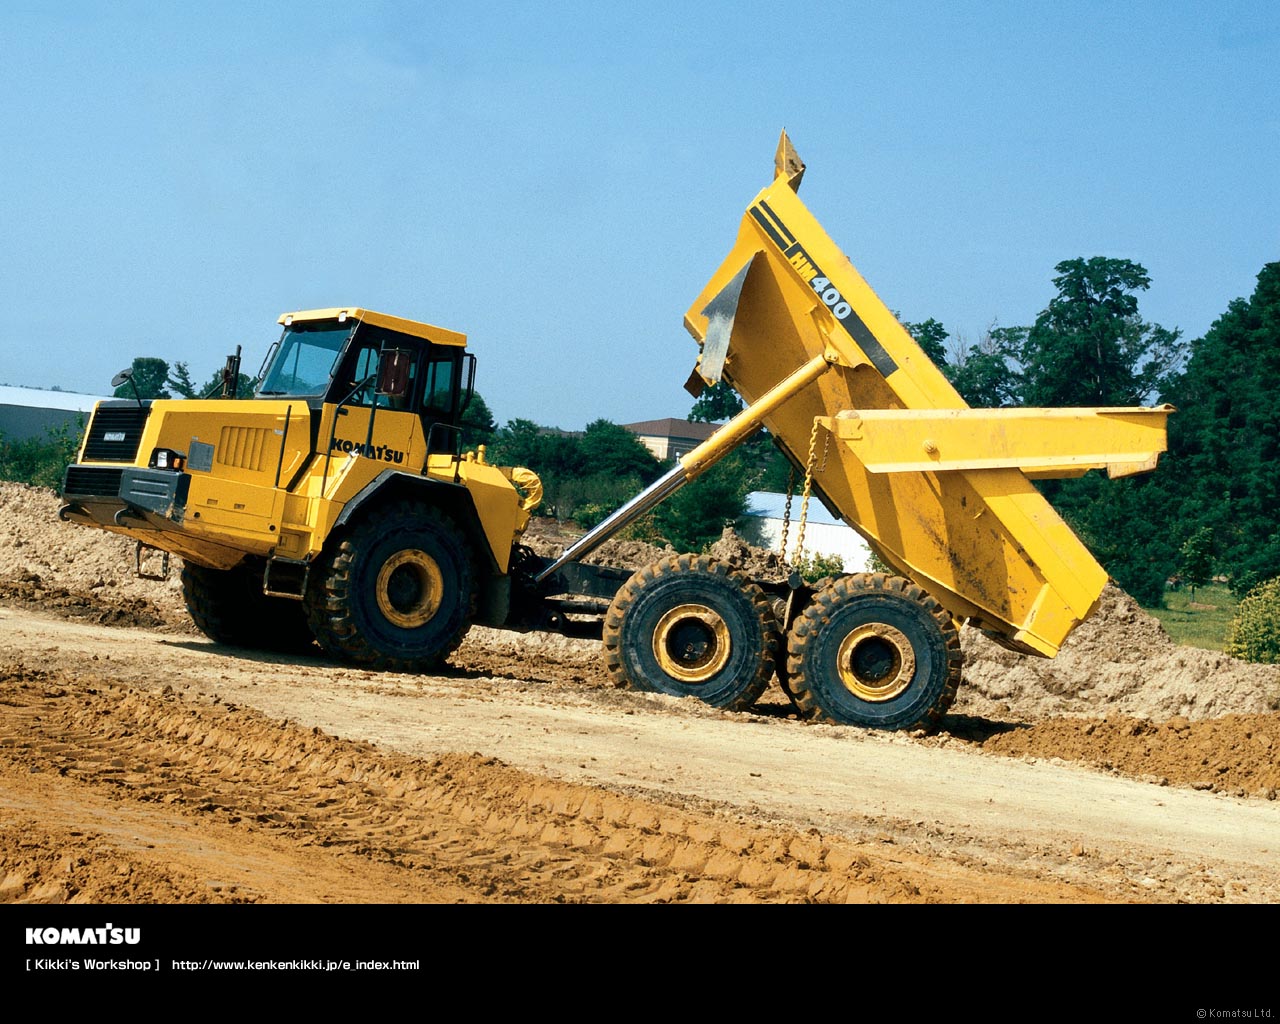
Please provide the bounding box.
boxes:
[277,307,467,348]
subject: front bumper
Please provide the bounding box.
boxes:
[60,464,190,531]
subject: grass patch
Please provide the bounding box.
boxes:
[1142,583,1238,651]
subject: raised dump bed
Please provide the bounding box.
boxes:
[682,134,1170,659]
[589,134,1171,730]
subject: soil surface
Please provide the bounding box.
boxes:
[3,482,1279,904]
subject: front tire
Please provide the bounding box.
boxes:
[603,554,780,712]
[181,561,314,653]
[305,503,476,672]
[785,573,962,731]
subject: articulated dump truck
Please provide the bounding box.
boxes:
[60,134,1172,731]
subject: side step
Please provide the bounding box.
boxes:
[263,556,310,600]
[134,541,170,581]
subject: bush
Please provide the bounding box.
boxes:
[792,551,845,583]
[650,450,752,553]
[0,421,82,491]
[1224,577,1280,664]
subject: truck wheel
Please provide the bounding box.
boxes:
[603,554,779,712]
[305,504,475,672]
[182,562,314,652]
[785,573,962,731]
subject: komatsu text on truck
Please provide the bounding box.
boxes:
[60,135,1172,732]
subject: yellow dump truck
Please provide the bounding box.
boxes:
[60,134,1171,731]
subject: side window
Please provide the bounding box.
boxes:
[342,344,382,406]
[422,356,457,417]
[342,341,420,409]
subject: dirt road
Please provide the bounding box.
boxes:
[2,481,1279,904]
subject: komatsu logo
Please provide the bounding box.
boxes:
[330,438,406,464]
[26,923,140,945]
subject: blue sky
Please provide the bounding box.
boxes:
[3,1,1277,428]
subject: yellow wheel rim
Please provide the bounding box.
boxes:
[376,550,445,629]
[836,623,916,702]
[652,603,732,684]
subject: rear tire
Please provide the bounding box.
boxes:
[603,554,779,712]
[785,573,962,731]
[305,503,475,672]
[181,562,314,653]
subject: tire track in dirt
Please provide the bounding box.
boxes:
[0,660,1122,904]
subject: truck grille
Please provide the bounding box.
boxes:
[63,466,124,497]
[81,403,150,462]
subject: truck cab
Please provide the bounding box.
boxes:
[259,307,474,464]
[61,307,527,575]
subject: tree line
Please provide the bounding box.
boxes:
[904,257,1280,607]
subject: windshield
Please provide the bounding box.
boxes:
[257,323,354,397]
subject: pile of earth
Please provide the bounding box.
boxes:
[956,586,1280,722]
[4,482,1278,730]
[0,482,188,630]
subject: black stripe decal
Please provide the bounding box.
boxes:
[748,205,790,252]
[842,309,898,378]
[757,199,796,244]
[751,205,899,377]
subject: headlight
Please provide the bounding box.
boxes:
[149,448,186,471]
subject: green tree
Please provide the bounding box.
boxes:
[1177,526,1216,599]
[1017,259,1186,605]
[651,449,753,552]
[487,419,658,523]
[460,391,497,449]
[948,325,1026,407]
[488,418,548,468]
[579,419,662,484]
[903,317,950,368]
[689,380,743,423]
[113,357,172,400]
[200,367,255,399]
[1019,258,1184,407]
[1161,262,1280,594]
[167,361,198,399]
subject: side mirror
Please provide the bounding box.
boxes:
[112,367,144,408]
[377,349,413,398]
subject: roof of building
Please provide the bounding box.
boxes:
[0,385,109,413]
[622,418,719,441]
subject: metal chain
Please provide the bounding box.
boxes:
[779,465,795,565]
[794,418,823,565]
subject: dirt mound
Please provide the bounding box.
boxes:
[707,526,789,583]
[521,517,674,571]
[971,713,1280,800]
[0,481,190,629]
[955,585,1280,721]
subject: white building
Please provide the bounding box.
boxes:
[740,490,873,572]
[0,386,107,442]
